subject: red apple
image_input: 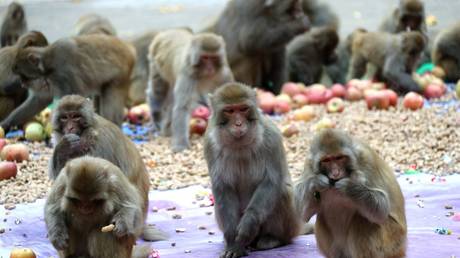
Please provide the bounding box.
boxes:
[128,105,150,124]
[307,84,327,104]
[192,105,211,120]
[331,84,346,98]
[327,97,345,113]
[0,139,6,152]
[292,94,309,108]
[345,86,363,101]
[313,118,336,132]
[0,161,17,180]
[291,106,315,121]
[324,89,334,103]
[0,144,29,162]
[281,82,302,97]
[274,101,291,114]
[423,84,444,99]
[371,82,386,90]
[281,124,300,138]
[276,94,292,104]
[383,89,398,106]
[431,66,445,79]
[189,117,207,136]
[403,92,424,110]
[348,79,371,91]
[258,92,276,113]
[365,91,390,110]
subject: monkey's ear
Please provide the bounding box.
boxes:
[27,53,45,73]
[264,0,275,7]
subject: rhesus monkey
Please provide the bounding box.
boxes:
[287,26,339,85]
[147,28,234,152]
[0,2,27,47]
[45,156,153,258]
[75,13,117,36]
[204,83,301,258]
[301,0,339,30]
[379,0,427,35]
[0,31,48,121]
[128,31,157,106]
[49,95,165,241]
[348,31,425,94]
[1,33,134,130]
[205,0,310,94]
[432,21,460,82]
[295,129,407,258]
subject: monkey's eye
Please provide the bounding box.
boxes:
[66,197,79,204]
[239,107,250,113]
[223,109,234,115]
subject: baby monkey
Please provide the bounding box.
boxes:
[295,129,407,258]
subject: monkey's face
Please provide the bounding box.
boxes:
[267,0,305,21]
[196,54,221,78]
[215,103,259,143]
[400,14,422,31]
[318,155,352,186]
[65,194,108,216]
[13,49,48,90]
[57,110,87,135]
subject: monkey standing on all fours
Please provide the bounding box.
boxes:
[0,2,27,47]
[0,31,48,121]
[205,0,310,94]
[204,82,304,258]
[49,95,166,242]
[146,28,234,152]
[45,156,153,258]
[295,129,407,258]
[1,33,135,131]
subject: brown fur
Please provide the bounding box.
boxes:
[45,156,150,258]
[379,0,426,34]
[146,28,233,152]
[75,13,117,36]
[49,95,166,242]
[432,21,460,82]
[295,129,407,258]
[1,2,27,47]
[205,83,301,258]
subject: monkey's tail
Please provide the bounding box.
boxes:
[299,222,315,235]
[141,224,169,241]
[132,244,155,258]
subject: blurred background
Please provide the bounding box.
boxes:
[0,0,459,41]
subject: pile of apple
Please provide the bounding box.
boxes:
[126,104,151,124]
[0,137,29,180]
[189,105,211,136]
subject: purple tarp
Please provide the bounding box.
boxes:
[1,173,459,258]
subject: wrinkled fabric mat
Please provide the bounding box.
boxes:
[1,174,459,258]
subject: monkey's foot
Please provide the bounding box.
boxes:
[253,236,283,250]
[220,246,248,258]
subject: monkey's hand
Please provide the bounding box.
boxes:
[310,174,330,193]
[220,245,248,258]
[112,215,133,238]
[49,227,69,250]
[334,178,353,194]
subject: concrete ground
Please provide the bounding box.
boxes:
[0,0,459,42]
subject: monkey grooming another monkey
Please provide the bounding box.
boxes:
[49,95,165,242]
[287,26,339,85]
[204,82,301,258]
[147,28,234,152]
[45,156,152,258]
[0,31,48,121]
[432,21,460,82]
[75,13,117,36]
[0,2,27,47]
[295,129,407,258]
[1,33,134,131]
[205,0,310,94]
[348,31,425,94]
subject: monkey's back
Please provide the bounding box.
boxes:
[149,28,192,84]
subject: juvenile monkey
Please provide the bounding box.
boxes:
[45,156,152,258]
[147,28,234,152]
[0,31,48,120]
[49,95,165,241]
[287,26,339,85]
[204,83,301,258]
[74,13,117,36]
[205,0,310,94]
[379,0,426,35]
[432,21,460,82]
[348,31,425,94]
[295,129,407,258]
[1,34,134,130]
[0,2,27,47]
